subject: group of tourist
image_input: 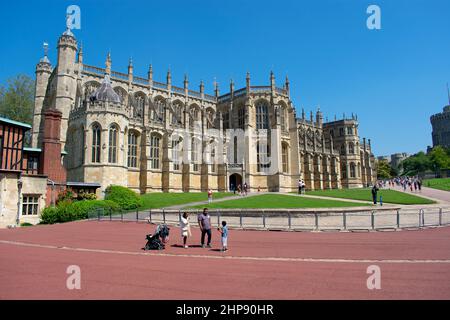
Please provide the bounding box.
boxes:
[376,176,422,192]
[179,208,228,252]
[297,179,306,194]
[230,182,249,196]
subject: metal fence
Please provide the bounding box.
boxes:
[88,207,450,232]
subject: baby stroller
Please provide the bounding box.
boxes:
[143,224,170,250]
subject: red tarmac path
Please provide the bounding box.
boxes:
[1,220,450,299]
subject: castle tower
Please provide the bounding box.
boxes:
[55,23,78,152]
[32,42,53,148]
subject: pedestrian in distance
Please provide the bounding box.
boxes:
[208,188,213,204]
[198,208,212,248]
[371,185,379,204]
[180,212,191,249]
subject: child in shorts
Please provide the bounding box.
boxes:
[218,220,228,252]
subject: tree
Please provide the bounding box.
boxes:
[0,74,35,124]
[376,160,392,179]
[400,151,432,176]
[429,146,450,172]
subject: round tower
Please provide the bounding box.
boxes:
[55,25,78,152]
[32,43,53,148]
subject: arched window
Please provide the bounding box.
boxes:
[350,162,356,178]
[192,138,200,172]
[152,98,165,122]
[280,106,287,131]
[150,134,161,169]
[341,163,347,179]
[134,94,144,119]
[256,101,269,129]
[108,124,119,163]
[127,131,139,168]
[92,124,101,163]
[210,144,216,173]
[257,141,270,172]
[172,102,183,125]
[81,126,85,165]
[172,137,182,171]
[282,143,289,173]
[340,144,346,155]
[238,107,245,128]
[349,142,355,154]
[190,106,200,128]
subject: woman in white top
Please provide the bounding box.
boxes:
[180,212,191,249]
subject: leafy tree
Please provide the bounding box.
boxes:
[429,146,450,172]
[400,151,432,176]
[377,160,392,179]
[0,74,35,124]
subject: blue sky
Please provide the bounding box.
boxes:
[0,0,449,156]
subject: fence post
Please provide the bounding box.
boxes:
[371,210,375,230]
[397,209,400,229]
[439,208,442,226]
[419,209,422,227]
[121,209,123,222]
[97,208,100,221]
[149,210,152,223]
[421,209,425,226]
[315,213,319,231]
[262,210,266,229]
[288,212,291,230]
[163,209,166,224]
[109,208,112,221]
[136,208,139,221]
[240,210,243,228]
[343,212,347,230]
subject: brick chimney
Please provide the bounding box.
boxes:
[41,109,66,184]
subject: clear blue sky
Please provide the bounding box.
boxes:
[0,0,449,156]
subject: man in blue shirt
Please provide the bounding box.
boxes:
[198,208,212,248]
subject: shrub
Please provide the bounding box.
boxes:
[57,189,75,204]
[41,206,60,224]
[40,200,121,224]
[20,222,33,227]
[77,192,97,201]
[105,185,143,210]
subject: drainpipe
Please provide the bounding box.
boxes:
[47,178,55,206]
[16,173,23,226]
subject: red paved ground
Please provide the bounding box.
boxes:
[1,221,450,299]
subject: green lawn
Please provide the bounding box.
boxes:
[139,192,234,209]
[306,188,435,205]
[188,194,369,209]
[423,178,450,191]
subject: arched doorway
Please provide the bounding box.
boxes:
[229,173,242,192]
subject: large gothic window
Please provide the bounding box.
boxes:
[348,142,355,154]
[108,124,119,163]
[257,141,271,172]
[280,106,287,131]
[127,131,138,168]
[256,101,269,129]
[282,143,289,173]
[191,138,200,172]
[152,98,165,122]
[150,134,161,169]
[233,136,238,164]
[350,162,356,178]
[91,123,101,163]
[171,102,183,126]
[134,94,144,119]
[238,107,245,128]
[172,138,182,171]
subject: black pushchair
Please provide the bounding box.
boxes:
[143,224,170,250]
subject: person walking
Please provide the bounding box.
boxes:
[198,208,212,248]
[298,179,302,194]
[371,185,379,204]
[180,212,191,249]
[208,188,213,204]
[217,221,228,252]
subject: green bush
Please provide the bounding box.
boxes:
[40,200,120,224]
[77,192,97,201]
[20,222,33,227]
[105,185,143,210]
